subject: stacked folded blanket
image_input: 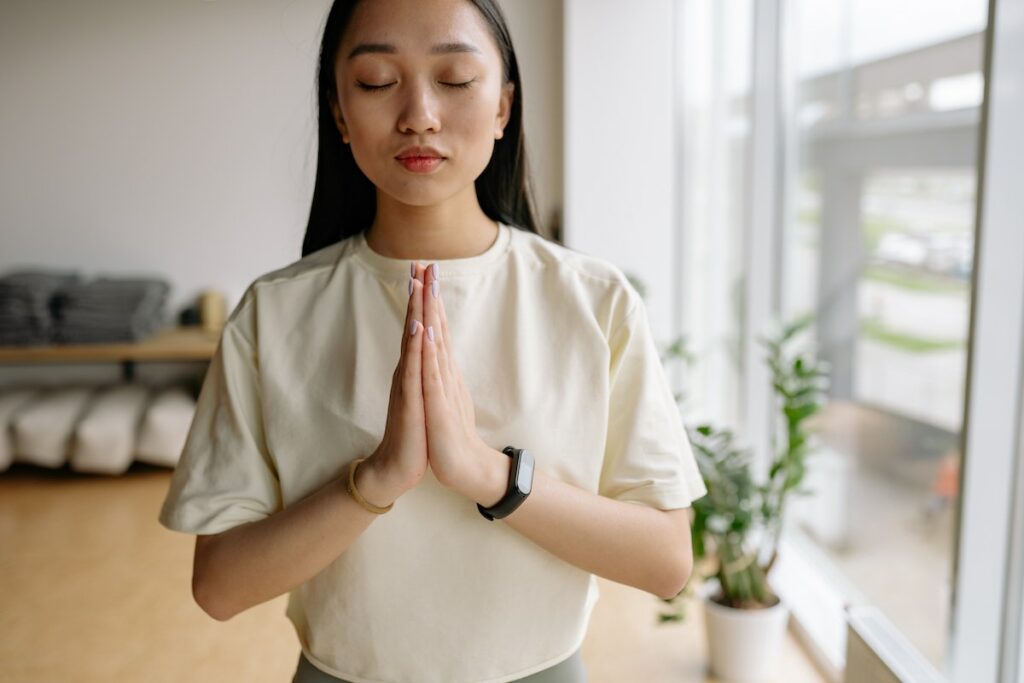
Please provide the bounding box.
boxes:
[0,270,82,345]
[0,270,172,346]
[53,276,171,343]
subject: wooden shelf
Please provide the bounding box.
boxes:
[0,326,222,364]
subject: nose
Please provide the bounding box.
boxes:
[396,78,441,135]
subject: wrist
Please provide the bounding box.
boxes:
[472,443,511,508]
[352,456,403,509]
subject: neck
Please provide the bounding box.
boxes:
[365,186,499,261]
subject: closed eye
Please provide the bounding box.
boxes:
[355,80,476,92]
[356,81,395,92]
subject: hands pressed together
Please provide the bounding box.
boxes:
[363,261,494,507]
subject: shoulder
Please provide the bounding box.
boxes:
[223,238,356,343]
[250,238,351,290]
[511,227,633,288]
[509,227,643,332]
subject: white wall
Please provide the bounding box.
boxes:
[497,0,564,236]
[0,0,564,318]
[563,0,677,341]
[0,0,330,317]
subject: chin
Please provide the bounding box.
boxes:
[382,181,460,208]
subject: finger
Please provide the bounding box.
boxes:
[430,269,468,425]
[437,285,454,369]
[407,264,423,370]
[403,319,424,409]
[402,260,421,331]
[424,262,453,389]
[459,378,475,426]
[433,272,464,419]
[423,319,446,400]
[436,281,450,341]
[450,352,474,425]
[434,290,467,416]
[399,263,424,383]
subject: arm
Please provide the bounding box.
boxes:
[192,457,402,621]
[187,266,432,622]
[466,444,694,601]
[416,264,696,600]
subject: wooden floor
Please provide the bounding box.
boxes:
[0,463,827,683]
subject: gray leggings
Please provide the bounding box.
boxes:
[292,648,588,683]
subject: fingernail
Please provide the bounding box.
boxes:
[409,319,418,336]
[431,279,439,299]
[431,263,439,280]
[408,277,414,297]
[427,325,434,342]
[410,261,416,278]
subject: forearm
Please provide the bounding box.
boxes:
[465,445,690,600]
[194,457,400,621]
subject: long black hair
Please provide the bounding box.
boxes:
[301,0,542,258]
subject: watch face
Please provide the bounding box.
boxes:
[516,450,534,494]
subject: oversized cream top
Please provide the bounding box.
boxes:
[158,222,707,683]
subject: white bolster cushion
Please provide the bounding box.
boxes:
[70,383,152,475]
[135,385,196,467]
[0,388,43,472]
[13,386,96,468]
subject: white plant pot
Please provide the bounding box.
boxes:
[701,590,790,683]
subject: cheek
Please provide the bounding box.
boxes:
[342,105,394,167]
[342,99,385,137]
[448,95,500,145]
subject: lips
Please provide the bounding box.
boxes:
[395,145,445,160]
[398,156,444,173]
[394,145,446,173]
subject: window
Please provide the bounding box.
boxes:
[780,1,986,671]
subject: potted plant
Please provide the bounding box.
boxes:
[627,272,829,682]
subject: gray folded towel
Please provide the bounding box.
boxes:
[53,276,171,343]
[0,270,173,345]
[0,269,82,345]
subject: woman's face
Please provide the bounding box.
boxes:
[331,0,515,207]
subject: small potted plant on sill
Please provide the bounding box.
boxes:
[637,286,829,682]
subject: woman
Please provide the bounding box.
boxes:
[158,1,707,682]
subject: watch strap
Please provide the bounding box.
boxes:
[477,446,533,521]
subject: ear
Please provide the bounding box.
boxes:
[329,97,350,145]
[494,81,515,140]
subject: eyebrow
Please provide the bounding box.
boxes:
[347,41,482,60]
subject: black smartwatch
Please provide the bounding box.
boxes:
[477,446,534,521]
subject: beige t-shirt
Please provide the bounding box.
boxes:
[158,222,707,683]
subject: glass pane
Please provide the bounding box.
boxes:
[781,0,986,673]
[676,0,753,431]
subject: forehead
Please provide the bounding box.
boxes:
[338,0,499,65]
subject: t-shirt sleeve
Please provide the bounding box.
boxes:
[598,295,708,510]
[157,287,282,535]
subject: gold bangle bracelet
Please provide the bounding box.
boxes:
[347,457,394,514]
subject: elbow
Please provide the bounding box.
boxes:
[192,534,237,621]
[656,549,694,600]
[192,569,234,622]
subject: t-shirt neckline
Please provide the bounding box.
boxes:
[352,222,512,279]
